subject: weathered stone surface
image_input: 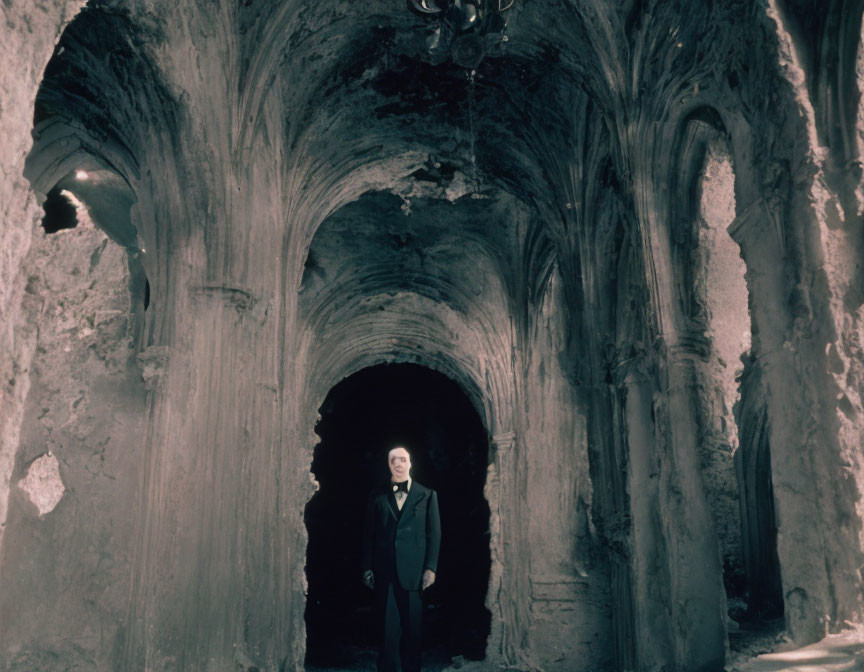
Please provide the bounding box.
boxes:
[1,1,864,671]
[17,453,64,516]
[0,0,85,576]
[0,221,145,671]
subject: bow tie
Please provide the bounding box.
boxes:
[393,481,409,494]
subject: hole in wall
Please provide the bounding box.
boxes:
[41,186,78,233]
[144,279,150,311]
[304,363,491,670]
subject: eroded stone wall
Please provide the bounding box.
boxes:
[2,2,864,672]
[0,0,85,574]
[523,268,611,671]
[0,219,145,671]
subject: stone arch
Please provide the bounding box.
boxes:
[302,361,494,667]
[283,151,433,288]
[298,292,513,444]
[773,0,864,180]
[297,320,514,661]
[295,189,520,438]
[294,185,529,665]
[23,124,151,349]
[668,105,732,333]
[724,83,864,641]
[25,120,142,197]
[680,128,765,628]
[304,344,493,438]
[21,5,188,352]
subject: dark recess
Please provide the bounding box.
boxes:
[729,357,785,650]
[305,363,491,669]
[41,186,78,233]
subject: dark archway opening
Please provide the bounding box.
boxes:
[732,355,784,649]
[304,363,491,670]
[41,185,78,233]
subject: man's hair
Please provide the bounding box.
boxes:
[388,445,411,459]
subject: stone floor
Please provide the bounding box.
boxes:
[728,629,864,672]
[305,645,454,672]
[305,631,864,672]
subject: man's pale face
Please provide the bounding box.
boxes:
[389,447,411,482]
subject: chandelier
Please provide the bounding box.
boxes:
[407,0,515,69]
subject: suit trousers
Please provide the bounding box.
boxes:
[376,580,422,672]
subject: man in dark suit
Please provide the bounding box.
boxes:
[362,446,441,672]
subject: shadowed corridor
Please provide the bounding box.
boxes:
[304,363,492,670]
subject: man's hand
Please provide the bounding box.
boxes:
[363,570,375,590]
[422,569,436,590]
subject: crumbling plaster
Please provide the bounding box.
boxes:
[1,1,864,671]
[0,217,146,671]
[0,0,86,571]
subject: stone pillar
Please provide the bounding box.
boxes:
[587,382,636,670]
[729,199,864,642]
[120,135,312,667]
[126,277,299,671]
[620,365,673,669]
[626,161,729,669]
[658,348,728,669]
[484,431,512,665]
[619,347,727,672]
[484,430,533,667]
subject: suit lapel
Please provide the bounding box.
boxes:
[385,489,399,521]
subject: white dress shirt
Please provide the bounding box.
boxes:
[392,476,412,511]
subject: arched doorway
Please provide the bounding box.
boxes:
[304,363,492,670]
[735,357,784,625]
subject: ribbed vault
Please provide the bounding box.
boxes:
[2,1,864,671]
[298,190,523,423]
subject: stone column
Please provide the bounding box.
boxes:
[484,430,532,667]
[627,159,729,669]
[729,199,864,642]
[619,365,673,669]
[658,347,728,669]
[586,380,636,670]
[120,135,310,668]
[616,346,727,671]
[127,278,298,670]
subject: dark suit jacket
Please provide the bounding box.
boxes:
[362,480,441,591]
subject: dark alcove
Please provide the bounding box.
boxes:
[304,363,492,670]
[732,356,785,646]
[41,185,78,233]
